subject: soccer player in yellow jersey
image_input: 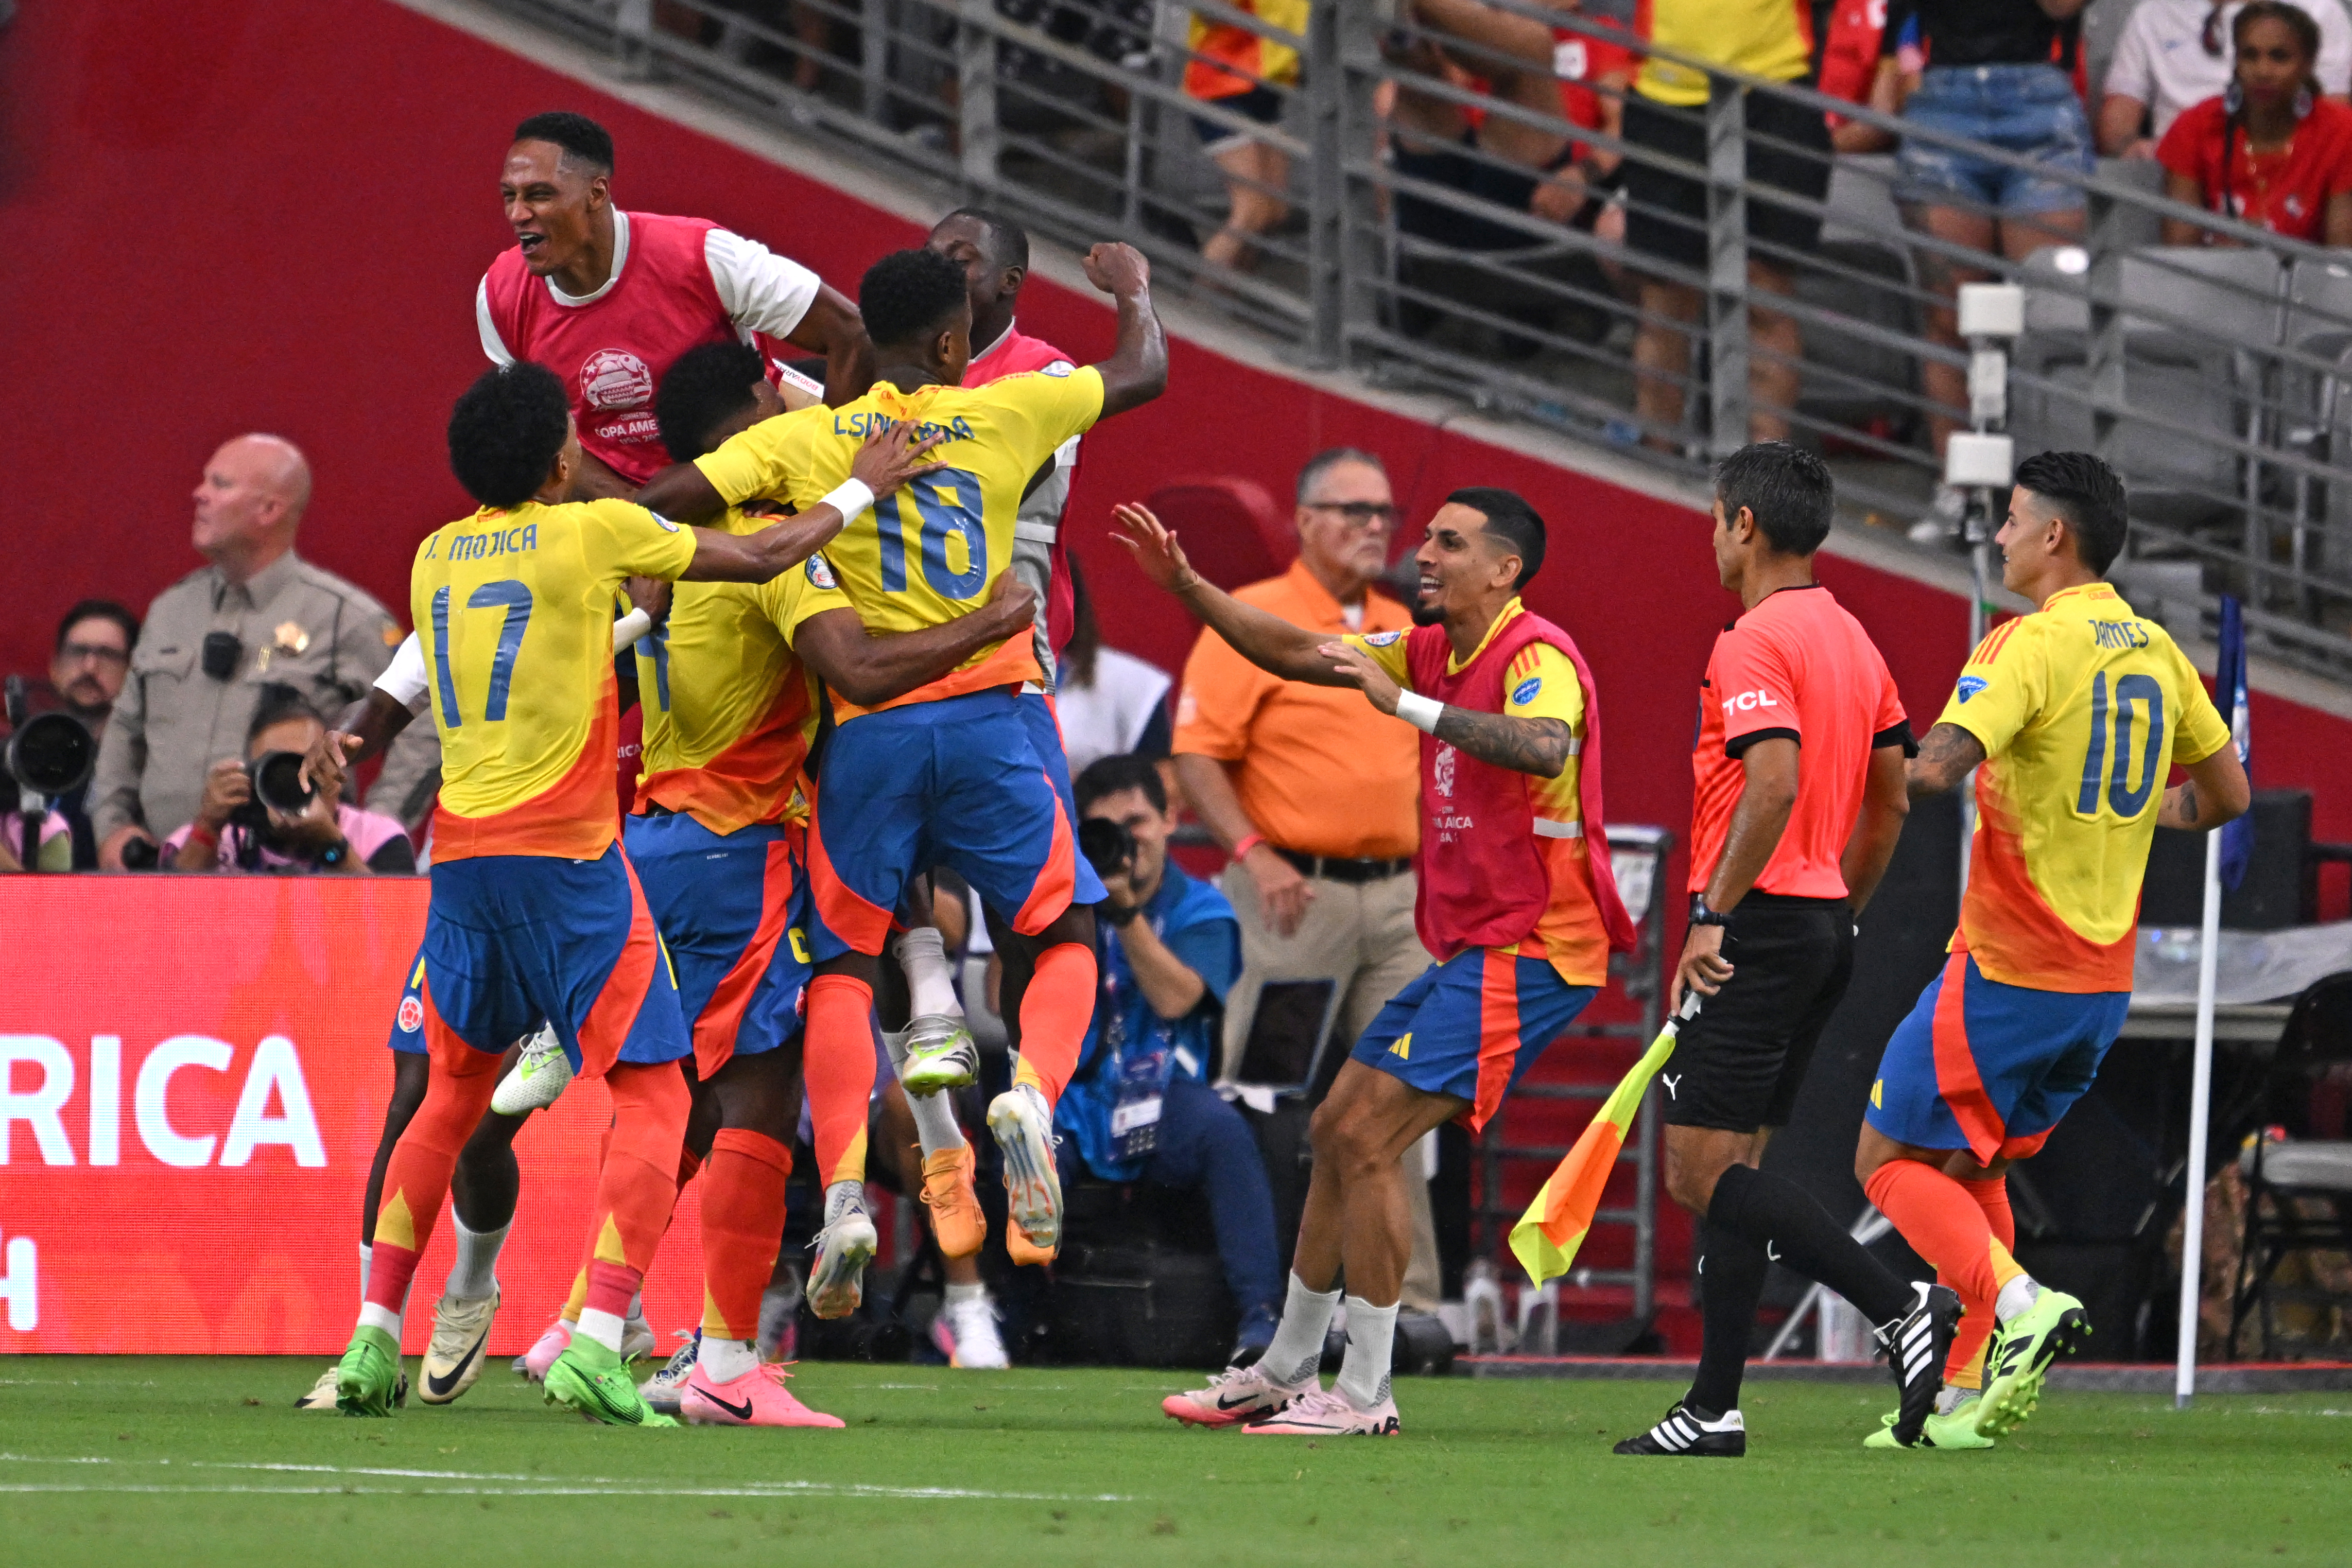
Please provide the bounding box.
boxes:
[616,342,1035,1424]
[1856,452,2247,1449]
[334,360,942,1426]
[638,240,1166,1262]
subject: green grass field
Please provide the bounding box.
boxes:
[2,1358,2345,1566]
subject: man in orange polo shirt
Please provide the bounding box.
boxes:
[1171,446,1440,1308]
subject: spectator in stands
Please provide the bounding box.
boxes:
[9,600,139,868]
[2159,1,2352,245]
[1184,1,1309,271]
[1893,0,2098,541]
[163,685,414,875]
[1621,0,1830,446]
[89,435,438,868]
[1170,446,1443,1314]
[1820,0,1905,154]
[1052,554,1172,779]
[2101,0,2352,159]
[1060,754,1282,1357]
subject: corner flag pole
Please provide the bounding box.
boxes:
[2173,826,2224,1410]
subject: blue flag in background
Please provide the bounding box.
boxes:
[2216,596,2253,892]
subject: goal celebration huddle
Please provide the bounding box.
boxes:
[309,109,2247,1452]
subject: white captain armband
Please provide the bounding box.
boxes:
[1394,690,1444,735]
[819,478,875,525]
[611,608,653,651]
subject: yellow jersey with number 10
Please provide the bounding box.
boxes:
[692,365,1105,714]
[413,497,697,862]
[1938,581,2230,993]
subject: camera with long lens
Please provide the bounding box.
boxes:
[4,675,97,871]
[1077,816,1137,881]
[229,750,317,834]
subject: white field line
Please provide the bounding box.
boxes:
[0,1453,1132,1503]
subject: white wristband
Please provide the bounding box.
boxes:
[821,478,875,525]
[1394,690,1444,735]
[611,608,653,651]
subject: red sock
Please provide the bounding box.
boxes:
[1011,940,1096,1109]
[575,1061,689,1340]
[1864,1160,2026,1349]
[804,974,876,1186]
[1940,1175,2016,1387]
[364,1026,500,1325]
[700,1128,793,1342]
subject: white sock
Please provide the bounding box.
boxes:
[896,927,964,1019]
[358,1301,402,1337]
[824,1179,867,1227]
[445,1217,509,1302]
[358,1242,371,1303]
[1335,1295,1399,1410]
[1996,1274,2040,1325]
[577,1307,625,1352]
[1935,1385,1971,1416]
[697,1334,760,1383]
[944,1280,988,1308]
[1260,1273,1342,1386]
[908,1087,968,1160]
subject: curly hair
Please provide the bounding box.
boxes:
[656,341,767,462]
[447,362,570,510]
[858,248,971,350]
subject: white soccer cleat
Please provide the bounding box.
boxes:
[418,1287,500,1405]
[638,1329,700,1415]
[807,1210,878,1320]
[988,1084,1063,1253]
[621,1310,658,1364]
[1160,1360,1319,1428]
[931,1293,1010,1369]
[899,1014,979,1094]
[295,1364,342,1412]
[1241,1386,1401,1437]
[491,1025,572,1116]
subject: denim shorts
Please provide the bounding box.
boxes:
[1896,63,2092,216]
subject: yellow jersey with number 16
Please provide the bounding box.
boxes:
[413,497,697,863]
[1938,581,2230,993]
[691,365,1105,715]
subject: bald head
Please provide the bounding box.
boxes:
[192,433,312,579]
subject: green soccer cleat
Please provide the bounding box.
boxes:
[543,1334,679,1427]
[1978,1288,2090,1438]
[334,1325,404,1417]
[1865,1397,1996,1450]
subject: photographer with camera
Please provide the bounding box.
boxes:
[162,684,415,875]
[1058,754,1284,1362]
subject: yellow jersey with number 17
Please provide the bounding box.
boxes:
[691,365,1105,714]
[1938,581,2230,994]
[414,498,697,863]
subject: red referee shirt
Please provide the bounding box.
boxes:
[1688,583,1909,900]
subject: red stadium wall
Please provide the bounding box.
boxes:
[5,0,2350,1325]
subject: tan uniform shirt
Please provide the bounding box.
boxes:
[90,552,441,845]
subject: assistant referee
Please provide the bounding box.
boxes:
[1616,442,1955,1457]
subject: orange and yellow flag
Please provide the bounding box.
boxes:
[1508,1013,1685,1287]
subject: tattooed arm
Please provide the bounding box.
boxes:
[2156,743,2251,831]
[1907,722,1987,798]
[1317,641,1572,776]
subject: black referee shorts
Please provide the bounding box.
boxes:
[1621,83,1831,276]
[1658,893,1854,1133]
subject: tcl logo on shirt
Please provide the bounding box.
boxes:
[1720,688,1785,716]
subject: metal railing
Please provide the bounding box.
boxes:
[484,0,2352,680]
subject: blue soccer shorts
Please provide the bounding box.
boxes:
[386,944,429,1055]
[1351,946,1597,1135]
[807,687,1105,962]
[1865,952,2130,1164]
[626,811,812,1079]
[418,843,690,1076]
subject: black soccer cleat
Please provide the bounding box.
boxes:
[1613,1400,1746,1457]
[1880,1282,1963,1448]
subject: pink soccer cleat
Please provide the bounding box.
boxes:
[1242,1387,1401,1437]
[1160,1360,1319,1428]
[518,1319,571,1384]
[678,1362,845,1428]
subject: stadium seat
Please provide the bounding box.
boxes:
[2009,245,2284,533]
[1141,475,1289,589]
[2091,158,2165,252]
[2228,971,2352,1359]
